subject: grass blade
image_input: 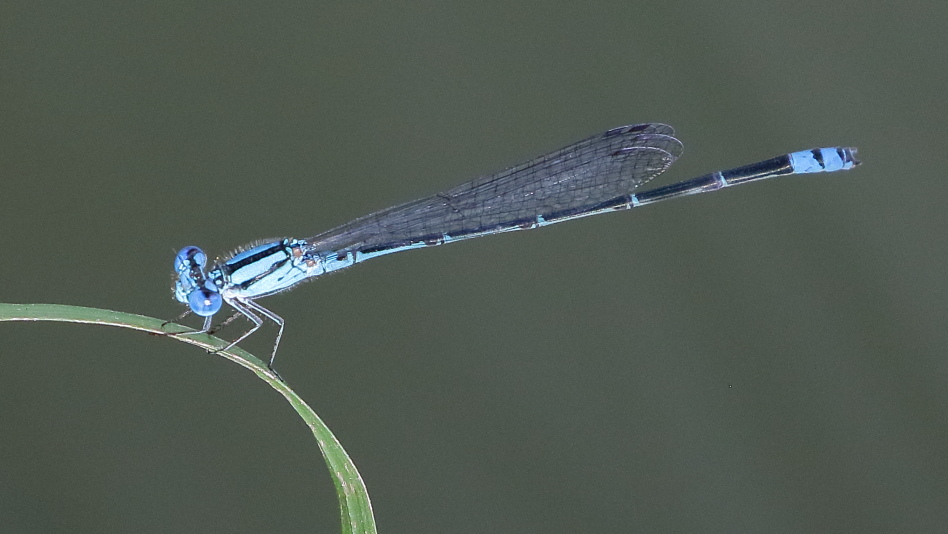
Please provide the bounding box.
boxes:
[0,303,375,534]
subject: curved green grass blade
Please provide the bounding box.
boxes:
[0,303,375,534]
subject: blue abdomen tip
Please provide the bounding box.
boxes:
[789,147,860,174]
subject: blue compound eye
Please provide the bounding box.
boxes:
[188,287,222,316]
[174,246,207,272]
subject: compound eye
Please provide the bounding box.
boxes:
[174,246,207,272]
[188,287,222,316]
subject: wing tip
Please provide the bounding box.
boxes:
[604,123,676,138]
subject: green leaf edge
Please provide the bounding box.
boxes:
[0,303,376,534]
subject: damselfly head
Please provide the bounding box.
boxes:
[172,246,222,316]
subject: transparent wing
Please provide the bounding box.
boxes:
[305,123,683,255]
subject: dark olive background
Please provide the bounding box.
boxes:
[1,2,945,532]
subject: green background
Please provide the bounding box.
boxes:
[1,1,945,532]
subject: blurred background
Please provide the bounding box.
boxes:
[1,1,945,532]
